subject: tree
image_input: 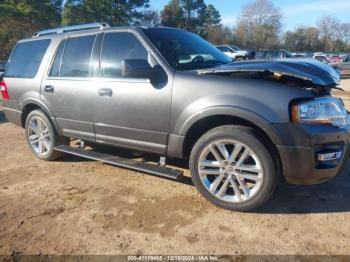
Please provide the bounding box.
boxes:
[284,27,322,52]
[0,0,62,60]
[317,16,339,51]
[203,4,221,27]
[62,0,151,26]
[180,0,206,31]
[206,26,234,45]
[160,0,184,28]
[198,4,221,37]
[136,10,160,26]
[234,0,282,49]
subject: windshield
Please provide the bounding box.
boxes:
[142,28,232,70]
[284,50,293,58]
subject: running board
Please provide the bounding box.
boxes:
[54,145,183,180]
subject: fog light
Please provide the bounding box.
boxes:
[318,151,342,161]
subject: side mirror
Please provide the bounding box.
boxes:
[121,59,153,79]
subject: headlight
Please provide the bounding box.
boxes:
[291,97,348,127]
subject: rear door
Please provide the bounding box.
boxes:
[93,31,172,154]
[41,33,102,141]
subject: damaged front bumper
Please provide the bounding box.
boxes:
[266,123,350,185]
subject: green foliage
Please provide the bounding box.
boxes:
[160,0,222,37]
[0,0,349,60]
[198,4,221,38]
[62,0,150,26]
[160,0,184,28]
[0,0,62,59]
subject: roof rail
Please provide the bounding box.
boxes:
[33,23,110,37]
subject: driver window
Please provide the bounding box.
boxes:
[101,32,148,78]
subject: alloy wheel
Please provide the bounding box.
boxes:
[27,116,52,156]
[198,139,264,203]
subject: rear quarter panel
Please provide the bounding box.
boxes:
[3,37,59,114]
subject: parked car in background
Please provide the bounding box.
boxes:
[337,55,350,75]
[292,52,307,58]
[254,49,293,60]
[0,61,6,78]
[216,45,249,61]
[313,53,331,64]
[329,55,343,64]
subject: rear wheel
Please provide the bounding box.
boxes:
[25,109,67,161]
[189,125,277,211]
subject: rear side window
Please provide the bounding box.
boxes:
[60,35,95,77]
[49,39,67,77]
[101,32,147,78]
[6,39,50,78]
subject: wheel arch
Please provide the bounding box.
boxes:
[172,109,283,178]
[21,99,62,136]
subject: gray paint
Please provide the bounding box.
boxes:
[2,26,337,159]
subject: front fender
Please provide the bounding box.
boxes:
[173,94,287,136]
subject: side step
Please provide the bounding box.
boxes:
[55,145,184,180]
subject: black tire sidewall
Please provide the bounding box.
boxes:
[189,126,277,212]
[25,110,58,161]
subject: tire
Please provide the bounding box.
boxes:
[25,109,68,161]
[235,56,244,61]
[189,125,277,212]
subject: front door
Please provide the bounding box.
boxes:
[94,32,172,154]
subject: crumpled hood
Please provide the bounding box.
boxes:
[197,59,341,87]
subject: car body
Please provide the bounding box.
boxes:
[2,24,349,211]
[336,55,350,75]
[216,45,249,61]
[313,53,331,64]
[254,49,293,60]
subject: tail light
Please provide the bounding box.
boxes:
[0,80,9,100]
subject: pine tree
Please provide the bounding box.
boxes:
[62,0,151,26]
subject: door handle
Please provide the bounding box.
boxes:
[44,85,54,93]
[98,88,113,97]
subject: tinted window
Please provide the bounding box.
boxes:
[49,39,67,77]
[218,46,229,52]
[101,32,148,78]
[229,45,241,51]
[0,62,5,70]
[90,34,103,77]
[6,39,50,78]
[143,28,231,70]
[60,35,95,77]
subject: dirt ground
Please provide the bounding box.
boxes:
[1,79,350,256]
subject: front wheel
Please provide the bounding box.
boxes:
[25,109,67,161]
[189,125,277,211]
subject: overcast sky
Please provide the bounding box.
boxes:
[150,0,350,31]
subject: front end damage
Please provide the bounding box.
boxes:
[198,59,341,95]
[199,58,350,185]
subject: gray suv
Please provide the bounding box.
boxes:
[2,23,349,211]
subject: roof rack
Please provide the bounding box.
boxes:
[33,23,110,37]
